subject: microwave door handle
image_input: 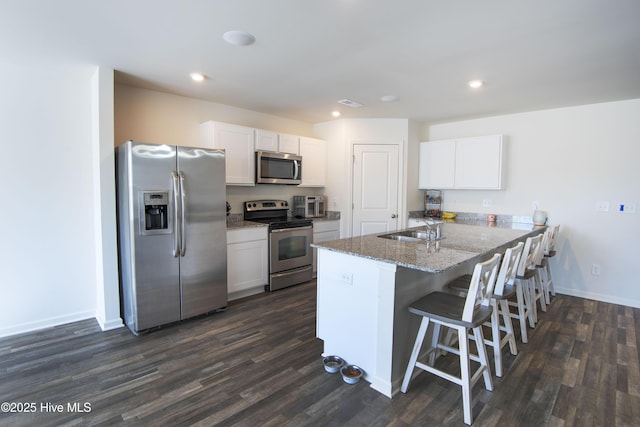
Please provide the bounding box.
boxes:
[293,159,299,180]
[179,171,187,257]
[171,171,180,257]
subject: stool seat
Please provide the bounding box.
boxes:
[409,291,493,328]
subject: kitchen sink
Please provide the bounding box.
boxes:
[377,229,445,242]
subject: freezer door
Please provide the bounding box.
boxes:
[178,146,228,318]
[119,142,181,332]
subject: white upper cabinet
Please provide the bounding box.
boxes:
[419,134,504,190]
[200,121,255,186]
[254,129,278,152]
[454,135,504,189]
[299,137,327,187]
[419,139,456,189]
[278,133,300,155]
[255,129,300,155]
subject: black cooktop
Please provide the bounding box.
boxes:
[244,200,312,230]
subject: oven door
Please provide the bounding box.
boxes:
[269,225,313,290]
[269,225,313,272]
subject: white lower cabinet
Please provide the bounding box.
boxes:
[227,227,268,300]
[313,220,340,277]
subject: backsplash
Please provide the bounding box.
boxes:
[408,210,534,224]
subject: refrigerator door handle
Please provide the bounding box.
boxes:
[179,171,187,257]
[171,171,181,257]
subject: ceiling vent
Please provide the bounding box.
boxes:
[337,99,363,108]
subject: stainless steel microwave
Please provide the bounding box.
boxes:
[256,151,302,185]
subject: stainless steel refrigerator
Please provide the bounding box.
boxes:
[116,141,227,334]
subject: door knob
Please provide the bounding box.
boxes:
[391,214,397,218]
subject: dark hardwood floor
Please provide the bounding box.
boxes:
[1,281,639,426]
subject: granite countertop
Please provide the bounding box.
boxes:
[226,219,268,230]
[312,220,543,273]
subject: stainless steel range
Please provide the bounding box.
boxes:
[244,200,313,291]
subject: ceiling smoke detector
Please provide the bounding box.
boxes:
[223,30,256,46]
[337,99,363,108]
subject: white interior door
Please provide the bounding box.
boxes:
[352,144,400,237]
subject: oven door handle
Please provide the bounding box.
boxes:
[270,225,313,233]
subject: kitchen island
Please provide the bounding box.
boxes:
[312,220,543,397]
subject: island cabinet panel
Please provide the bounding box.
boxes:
[419,134,504,190]
[316,249,397,396]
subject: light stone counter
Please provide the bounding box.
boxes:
[312,221,542,273]
[314,220,544,399]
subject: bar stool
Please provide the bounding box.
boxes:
[401,253,501,425]
[516,233,544,325]
[447,241,524,377]
[542,225,559,304]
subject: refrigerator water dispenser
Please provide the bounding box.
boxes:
[140,191,170,235]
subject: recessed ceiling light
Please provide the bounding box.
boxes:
[222,30,256,46]
[190,72,205,82]
[380,95,398,102]
[468,80,484,89]
[332,111,341,117]
[337,99,363,108]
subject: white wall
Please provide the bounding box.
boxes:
[314,118,414,238]
[0,63,102,336]
[424,99,640,307]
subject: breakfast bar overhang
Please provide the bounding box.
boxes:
[312,221,544,397]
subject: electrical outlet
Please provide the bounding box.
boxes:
[618,203,636,214]
[595,201,610,212]
[482,199,491,208]
[591,264,602,276]
[340,272,353,285]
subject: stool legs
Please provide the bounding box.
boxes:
[401,318,493,425]
[401,316,430,393]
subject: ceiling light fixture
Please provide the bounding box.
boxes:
[332,111,341,117]
[190,72,205,82]
[468,80,484,89]
[222,30,256,46]
[380,95,398,102]
[337,99,363,108]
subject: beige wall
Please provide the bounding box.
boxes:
[114,84,324,214]
[424,99,640,307]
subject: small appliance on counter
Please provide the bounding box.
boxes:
[293,195,325,218]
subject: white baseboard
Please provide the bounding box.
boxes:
[556,287,640,309]
[96,316,124,331]
[0,310,95,339]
